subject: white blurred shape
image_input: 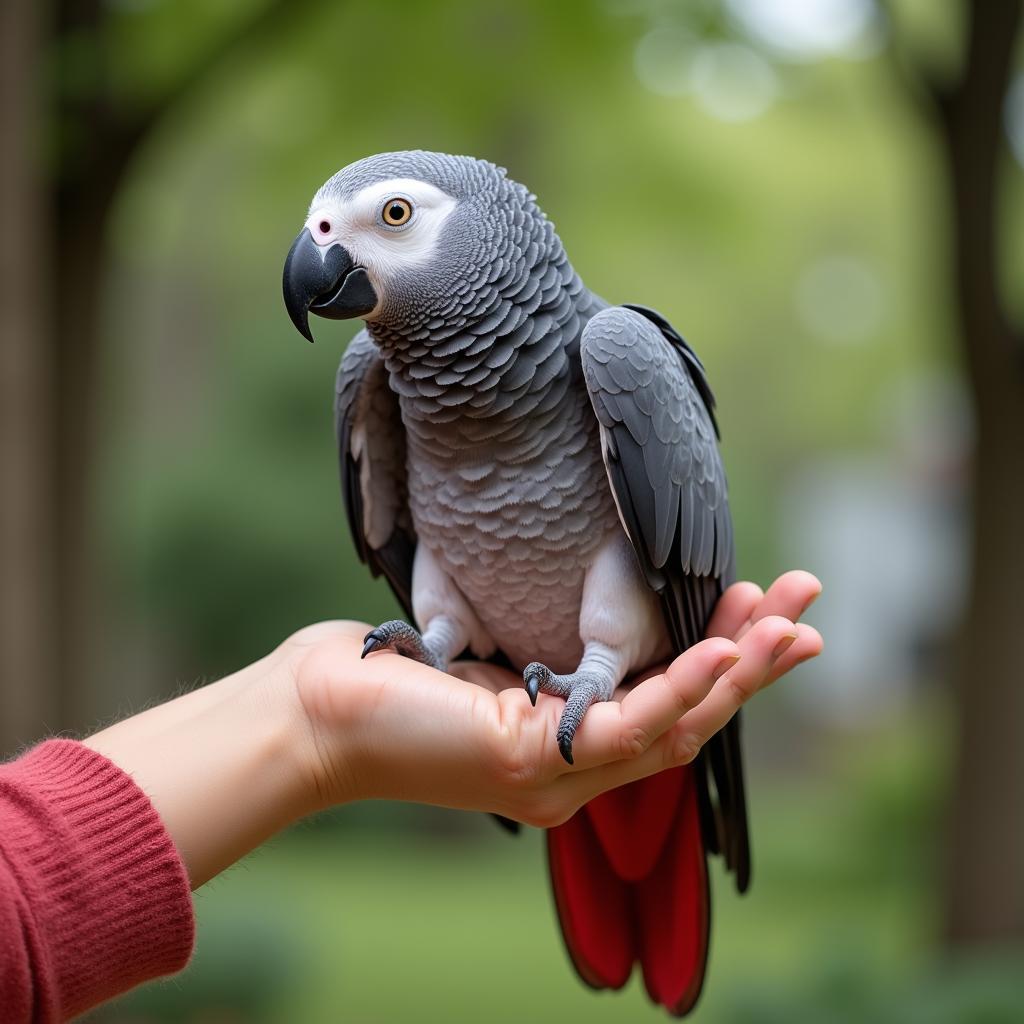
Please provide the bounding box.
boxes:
[796,253,884,346]
[634,26,696,97]
[690,43,778,122]
[728,0,880,59]
[1005,73,1024,167]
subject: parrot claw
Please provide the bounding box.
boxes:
[523,662,559,702]
[522,662,614,765]
[359,619,447,671]
[361,629,386,659]
[525,671,540,706]
[557,733,575,766]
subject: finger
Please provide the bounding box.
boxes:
[704,581,764,640]
[560,616,797,802]
[668,615,796,753]
[763,623,823,685]
[735,571,821,640]
[561,638,740,772]
[612,572,809,697]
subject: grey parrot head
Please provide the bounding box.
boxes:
[283,151,550,342]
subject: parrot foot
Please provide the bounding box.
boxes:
[361,620,447,672]
[522,663,615,765]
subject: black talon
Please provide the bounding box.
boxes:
[525,672,540,706]
[522,663,609,763]
[558,734,575,766]
[361,630,384,659]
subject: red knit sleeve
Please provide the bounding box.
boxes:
[0,740,195,1022]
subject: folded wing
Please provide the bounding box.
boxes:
[335,329,417,618]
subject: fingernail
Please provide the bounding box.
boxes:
[799,590,822,616]
[772,634,798,660]
[713,654,741,679]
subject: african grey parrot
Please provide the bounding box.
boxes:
[282,151,746,1016]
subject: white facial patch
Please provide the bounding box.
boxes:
[305,178,458,308]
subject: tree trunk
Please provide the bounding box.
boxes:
[52,168,129,730]
[0,0,58,756]
[940,0,1024,945]
[947,404,1024,943]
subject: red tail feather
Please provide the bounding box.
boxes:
[636,769,709,1014]
[546,806,634,990]
[546,765,710,1016]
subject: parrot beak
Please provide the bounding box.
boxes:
[282,228,378,342]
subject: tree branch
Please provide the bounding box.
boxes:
[121,0,317,145]
[55,0,321,206]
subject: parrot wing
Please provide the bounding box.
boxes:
[334,329,416,619]
[562,304,747,1015]
[579,302,747,888]
[602,299,749,884]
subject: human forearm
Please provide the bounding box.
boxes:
[83,651,316,889]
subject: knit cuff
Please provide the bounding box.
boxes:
[0,739,195,1019]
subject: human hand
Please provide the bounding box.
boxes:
[288,571,823,822]
[285,570,822,827]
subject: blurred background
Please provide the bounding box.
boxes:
[2,0,1022,1020]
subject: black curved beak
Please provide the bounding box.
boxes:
[282,228,378,342]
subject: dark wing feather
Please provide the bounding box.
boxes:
[580,305,749,893]
[335,329,416,619]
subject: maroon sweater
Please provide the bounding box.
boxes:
[0,741,195,1021]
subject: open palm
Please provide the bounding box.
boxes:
[288,571,822,824]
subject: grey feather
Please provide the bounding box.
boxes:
[334,329,415,617]
[580,306,732,577]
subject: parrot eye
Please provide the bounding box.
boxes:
[381,198,413,227]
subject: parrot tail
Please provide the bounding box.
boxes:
[546,764,709,1017]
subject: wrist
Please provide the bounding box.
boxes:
[85,652,320,888]
[241,652,327,821]
[276,622,372,812]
